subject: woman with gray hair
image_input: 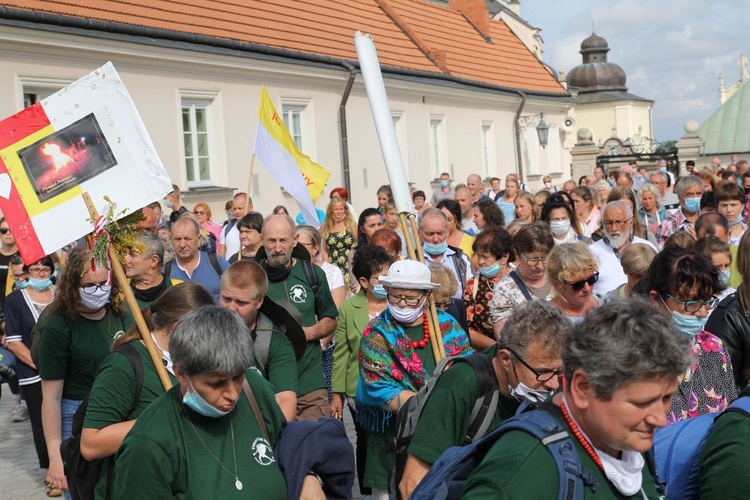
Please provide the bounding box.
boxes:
[113,305,304,498]
[462,299,691,498]
[637,183,665,233]
[593,179,612,209]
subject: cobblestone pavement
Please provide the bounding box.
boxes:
[0,387,365,499]
[0,391,48,499]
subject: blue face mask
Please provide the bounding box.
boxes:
[183,378,230,418]
[15,280,29,289]
[671,310,707,339]
[423,241,448,256]
[440,180,449,187]
[28,277,52,291]
[226,211,236,221]
[480,261,502,278]
[684,197,701,214]
[370,284,387,299]
[660,166,668,173]
[719,269,731,286]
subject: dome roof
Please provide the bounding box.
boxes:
[566,32,627,93]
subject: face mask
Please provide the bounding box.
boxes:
[28,277,52,291]
[728,216,743,227]
[670,310,708,339]
[423,241,448,256]
[684,196,701,213]
[78,285,112,310]
[480,261,503,278]
[544,182,552,188]
[15,280,29,289]
[226,211,236,221]
[550,220,571,236]
[370,284,387,299]
[660,166,668,173]
[440,180,449,187]
[183,378,229,418]
[508,382,552,404]
[719,269,731,286]
[388,301,425,324]
[163,198,174,210]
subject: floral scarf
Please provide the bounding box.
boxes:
[355,308,472,432]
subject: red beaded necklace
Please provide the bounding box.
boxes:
[410,313,431,349]
[559,401,604,473]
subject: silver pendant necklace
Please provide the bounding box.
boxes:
[184,408,242,490]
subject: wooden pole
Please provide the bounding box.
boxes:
[82,193,173,390]
[238,154,256,262]
[400,213,444,363]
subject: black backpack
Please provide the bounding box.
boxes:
[61,344,144,500]
[390,353,499,498]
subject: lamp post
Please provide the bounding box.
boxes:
[536,113,549,148]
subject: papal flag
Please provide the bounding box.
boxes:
[254,87,330,228]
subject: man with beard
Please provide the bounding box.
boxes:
[257,214,338,421]
[589,200,657,294]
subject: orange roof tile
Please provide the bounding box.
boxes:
[0,0,568,96]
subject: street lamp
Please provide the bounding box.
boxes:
[536,113,549,148]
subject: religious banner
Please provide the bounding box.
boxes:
[0,62,172,263]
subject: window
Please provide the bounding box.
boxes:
[281,97,314,159]
[179,90,223,188]
[481,121,496,178]
[429,115,447,179]
[181,101,211,185]
[19,77,72,109]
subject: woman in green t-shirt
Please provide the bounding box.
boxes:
[40,246,128,496]
[80,282,214,499]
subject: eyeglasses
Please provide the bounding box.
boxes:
[565,272,599,291]
[0,228,10,235]
[81,284,110,294]
[519,253,548,267]
[386,293,425,306]
[662,293,719,313]
[28,267,51,276]
[602,218,632,228]
[435,301,454,309]
[507,347,561,382]
[193,210,206,215]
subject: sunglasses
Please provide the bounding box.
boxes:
[565,272,599,291]
[0,228,10,234]
[193,210,206,215]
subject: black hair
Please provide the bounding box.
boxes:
[645,246,724,301]
[474,199,505,228]
[435,199,462,228]
[351,244,395,282]
[473,226,514,261]
[237,212,263,232]
[357,208,382,244]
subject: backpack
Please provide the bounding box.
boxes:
[654,396,750,500]
[410,405,598,499]
[164,250,223,279]
[390,353,499,498]
[61,344,144,500]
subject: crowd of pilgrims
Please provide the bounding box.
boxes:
[2,156,750,499]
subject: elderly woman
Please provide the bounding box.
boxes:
[547,243,600,323]
[193,202,222,243]
[356,260,472,498]
[330,245,394,497]
[645,246,737,422]
[114,305,304,498]
[606,244,656,300]
[489,222,555,335]
[40,247,128,494]
[593,179,612,208]
[462,227,513,350]
[541,193,589,245]
[637,183,665,234]
[80,283,214,499]
[462,299,691,498]
[228,212,264,263]
[570,186,600,236]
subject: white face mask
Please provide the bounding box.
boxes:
[388,300,425,324]
[508,382,552,404]
[550,220,571,236]
[78,286,112,310]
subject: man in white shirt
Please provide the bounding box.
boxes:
[649,172,679,216]
[219,192,251,258]
[455,186,478,235]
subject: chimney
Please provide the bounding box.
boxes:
[449,0,492,42]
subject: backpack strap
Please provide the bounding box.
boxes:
[163,259,173,278]
[300,259,321,318]
[252,314,274,375]
[459,354,499,444]
[206,251,224,278]
[508,271,533,302]
[242,378,270,442]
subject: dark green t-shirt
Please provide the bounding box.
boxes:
[408,345,519,464]
[364,324,437,489]
[114,370,287,499]
[461,406,662,499]
[39,311,126,400]
[265,259,338,396]
[699,390,750,498]
[250,329,297,395]
[83,340,177,499]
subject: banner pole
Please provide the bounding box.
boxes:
[238,153,256,262]
[82,193,172,391]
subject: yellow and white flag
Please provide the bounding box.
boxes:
[253,87,330,227]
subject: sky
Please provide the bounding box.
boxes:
[519,0,750,143]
